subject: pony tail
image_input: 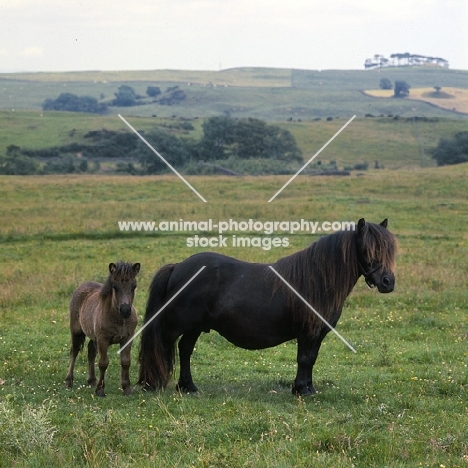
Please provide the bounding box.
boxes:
[138,264,176,391]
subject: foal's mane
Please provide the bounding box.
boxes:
[100,261,138,298]
[270,223,396,337]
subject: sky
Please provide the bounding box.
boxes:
[0,0,467,73]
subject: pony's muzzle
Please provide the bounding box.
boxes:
[378,275,395,293]
[119,303,132,318]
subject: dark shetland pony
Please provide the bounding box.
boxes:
[139,219,396,396]
[65,261,140,396]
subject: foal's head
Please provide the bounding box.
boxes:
[106,262,141,318]
[356,218,397,293]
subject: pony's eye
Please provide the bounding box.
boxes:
[132,284,137,291]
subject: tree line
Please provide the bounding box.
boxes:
[3,115,466,175]
[0,117,302,175]
[41,85,186,113]
[365,53,449,69]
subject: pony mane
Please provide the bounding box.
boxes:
[360,222,397,272]
[100,261,138,298]
[269,223,397,337]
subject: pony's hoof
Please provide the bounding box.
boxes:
[95,388,106,397]
[176,382,199,395]
[292,385,316,396]
[87,379,97,388]
[123,388,133,396]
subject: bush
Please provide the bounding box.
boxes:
[393,81,410,98]
[353,161,369,171]
[138,129,191,174]
[110,85,139,107]
[43,93,106,113]
[0,154,40,175]
[83,129,139,158]
[432,131,468,166]
[159,88,187,106]
[0,145,40,174]
[344,162,369,171]
[43,155,76,174]
[146,86,161,97]
[0,400,57,456]
[185,156,295,176]
[379,78,393,90]
[198,116,302,162]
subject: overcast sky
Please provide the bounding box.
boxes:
[1,0,467,73]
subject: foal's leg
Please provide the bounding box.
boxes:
[176,329,201,394]
[95,340,110,397]
[65,332,85,388]
[87,339,97,387]
[119,340,133,396]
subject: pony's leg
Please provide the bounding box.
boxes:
[305,331,328,394]
[65,332,85,388]
[95,341,110,397]
[292,332,327,396]
[87,339,97,387]
[292,336,313,396]
[119,341,133,396]
[305,321,338,393]
[175,329,201,394]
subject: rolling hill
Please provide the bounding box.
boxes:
[1,67,467,121]
[1,66,467,173]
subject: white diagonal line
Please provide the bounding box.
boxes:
[268,266,357,353]
[118,266,206,354]
[118,114,207,203]
[268,115,356,202]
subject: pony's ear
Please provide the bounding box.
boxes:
[380,219,388,228]
[133,263,141,275]
[357,218,366,235]
[109,263,116,274]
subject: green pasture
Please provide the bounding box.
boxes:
[1,166,467,467]
[2,67,468,120]
[1,110,468,172]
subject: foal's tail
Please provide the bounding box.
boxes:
[138,263,176,391]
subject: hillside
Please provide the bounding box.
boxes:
[1,110,467,172]
[1,67,467,174]
[1,67,467,121]
[364,87,468,114]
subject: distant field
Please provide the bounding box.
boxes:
[1,67,467,120]
[365,87,468,114]
[0,68,294,87]
[1,110,467,171]
[1,166,468,467]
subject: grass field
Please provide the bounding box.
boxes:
[365,87,468,114]
[2,110,468,172]
[1,66,467,178]
[2,67,468,120]
[1,165,468,467]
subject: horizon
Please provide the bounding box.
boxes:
[1,63,467,76]
[1,0,467,74]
